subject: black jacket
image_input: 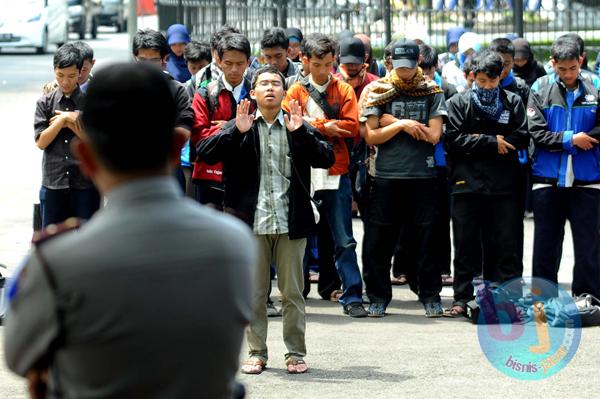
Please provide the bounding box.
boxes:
[445,89,529,195]
[197,116,335,239]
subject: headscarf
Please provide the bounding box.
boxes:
[166,24,191,83]
[512,38,546,86]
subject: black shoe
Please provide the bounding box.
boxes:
[343,302,368,318]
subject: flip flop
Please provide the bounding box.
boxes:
[286,358,308,374]
[241,357,267,375]
[444,304,466,318]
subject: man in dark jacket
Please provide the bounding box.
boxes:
[198,65,334,375]
[445,50,529,316]
[528,39,600,303]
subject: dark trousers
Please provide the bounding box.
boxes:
[315,217,341,299]
[532,186,600,299]
[452,193,522,305]
[39,186,101,228]
[393,168,452,282]
[363,178,441,306]
[193,180,224,210]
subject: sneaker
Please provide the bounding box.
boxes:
[343,302,368,318]
[424,302,444,318]
[368,302,386,317]
[267,302,281,317]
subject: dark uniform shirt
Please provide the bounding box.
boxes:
[34,86,93,190]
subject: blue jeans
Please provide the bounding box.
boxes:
[314,174,363,306]
[39,186,101,228]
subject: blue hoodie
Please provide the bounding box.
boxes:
[166,24,191,83]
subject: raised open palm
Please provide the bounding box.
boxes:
[284,99,304,132]
[235,99,254,133]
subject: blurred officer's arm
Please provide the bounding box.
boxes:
[4,253,59,377]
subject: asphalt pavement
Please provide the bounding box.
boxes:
[0,22,598,399]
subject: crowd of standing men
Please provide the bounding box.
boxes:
[4,18,600,388]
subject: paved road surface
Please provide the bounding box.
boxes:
[0,23,597,399]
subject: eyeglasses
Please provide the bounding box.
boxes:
[256,79,283,87]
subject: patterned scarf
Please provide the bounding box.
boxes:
[365,67,443,107]
[470,84,504,121]
[338,63,369,89]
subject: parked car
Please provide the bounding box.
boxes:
[68,0,101,39]
[0,0,69,54]
[99,0,128,32]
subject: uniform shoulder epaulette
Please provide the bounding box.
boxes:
[31,218,83,247]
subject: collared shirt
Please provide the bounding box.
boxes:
[253,110,291,235]
[221,76,246,103]
[305,75,341,191]
[33,86,94,190]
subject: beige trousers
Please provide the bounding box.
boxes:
[247,234,307,362]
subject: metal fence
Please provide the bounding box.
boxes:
[156,0,600,52]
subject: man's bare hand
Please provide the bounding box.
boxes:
[402,120,427,141]
[211,120,227,126]
[379,113,398,128]
[284,99,304,132]
[323,120,351,138]
[235,99,254,133]
[573,132,599,150]
[497,135,516,154]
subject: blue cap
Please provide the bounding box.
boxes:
[167,24,191,45]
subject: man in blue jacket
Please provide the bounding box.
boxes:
[528,39,600,303]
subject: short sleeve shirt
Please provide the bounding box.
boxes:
[363,92,447,179]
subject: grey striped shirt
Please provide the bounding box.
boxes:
[253,110,292,235]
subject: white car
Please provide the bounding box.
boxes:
[0,0,69,54]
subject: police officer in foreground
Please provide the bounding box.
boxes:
[4,62,256,399]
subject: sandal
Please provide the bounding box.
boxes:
[445,304,466,318]
[391,274,407,286]
[286,358,308,374]
[241,357,267,375]
[329,290,343,302]
[308,271,319,283]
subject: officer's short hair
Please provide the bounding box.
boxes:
[54,43,83,70]
[251,65,286,90]
[552,36,581,61]
[132,29,169,59]
[261,27,289,50]
[82,63,176,173]
[470,50,503,79]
